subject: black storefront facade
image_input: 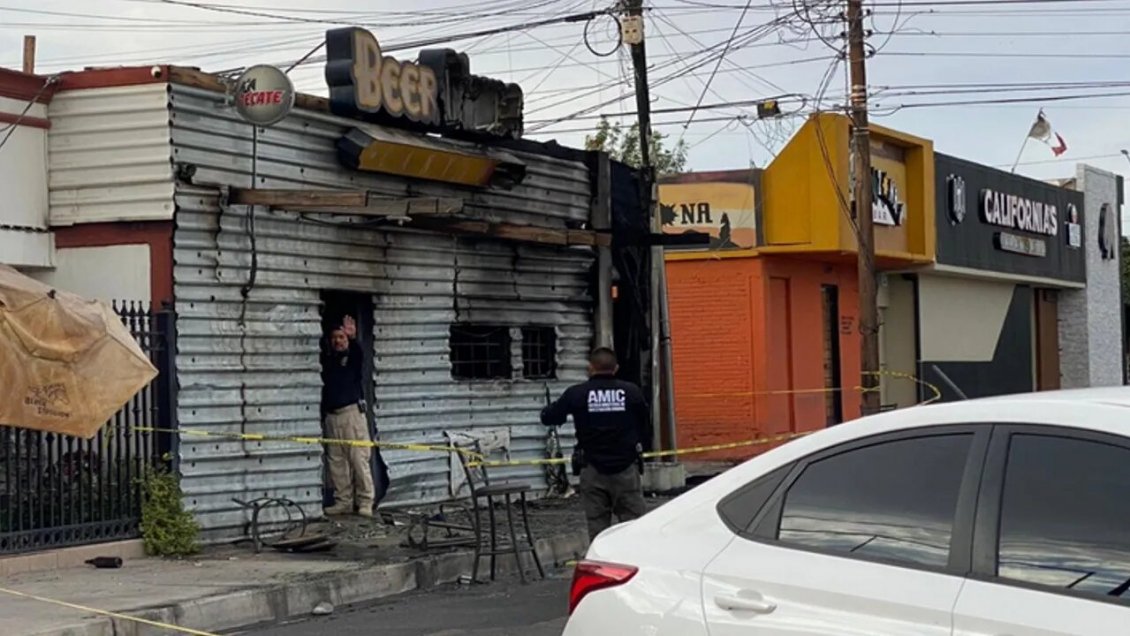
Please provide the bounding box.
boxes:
[915,153,1086,401]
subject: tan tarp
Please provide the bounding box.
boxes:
[0,265,157,439]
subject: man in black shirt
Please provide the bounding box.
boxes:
[321,316,375,517]
[541,347,651,539]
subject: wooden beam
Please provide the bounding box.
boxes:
[22,36,35,75]
[228,188,462,217]
[231,188,367,208]
[410,217,611,247]
[593,152,614,347]
[225,187,606,246]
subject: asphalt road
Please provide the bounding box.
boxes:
[242,574,571,636]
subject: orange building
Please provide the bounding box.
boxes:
[660,113,936,461]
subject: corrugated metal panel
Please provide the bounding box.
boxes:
[169,87,594,539]
[47,83,175,226]
[169,85,590,228]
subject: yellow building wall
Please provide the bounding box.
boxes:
[762,113,936,266]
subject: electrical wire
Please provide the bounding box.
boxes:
[660,0,1130,8]
[527,54,835,124]
[652,7,786,94]
[0,76,59,155]
[873,89,1130,115]
[527,18,802,129]
[527,94,807,125]
[882,51,1130,60]
[681,0,757,130]
[583,12,622,57]
[255,7,612,73]
[648,9,754,120]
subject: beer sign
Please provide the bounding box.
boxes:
[325,27,440,126]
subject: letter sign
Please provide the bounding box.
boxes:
[326,27,440,126]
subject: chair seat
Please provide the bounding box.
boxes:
[474,481,532,497]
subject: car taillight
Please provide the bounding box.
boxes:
[569,560,639,615]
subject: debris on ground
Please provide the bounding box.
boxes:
[312,601,335,616]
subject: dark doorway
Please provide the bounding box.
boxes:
[319,290,389,506]
[1034,288,1060,391]
[820,284,844,425]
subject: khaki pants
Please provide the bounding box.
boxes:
[579,464,647,540]
[325,405,375,512]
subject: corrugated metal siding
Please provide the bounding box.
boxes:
[47,84,175,225]
[170,85,593,539]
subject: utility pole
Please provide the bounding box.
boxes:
[847,0,881,416]
[625,0,652,174]
[623,0,675,455]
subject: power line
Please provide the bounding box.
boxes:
[682,0,757,130]
[875,89,1130,114]
[1005,152,1127,168]
[886,30,1130,38]
[0,76,60,155]
[659,0,1130,8]
[882,51,1130,60]
[524,55,834,105]
[526,18,804,129]
[526,94,806,125]
[258,7,614,72]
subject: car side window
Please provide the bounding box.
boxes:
[996,434,1130,601]
[716,462,794,534]
[772,434,974,568]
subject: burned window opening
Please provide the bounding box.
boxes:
[449,324,512,380]
[522,326,557,379]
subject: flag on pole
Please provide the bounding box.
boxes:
[1027,110,1068,156]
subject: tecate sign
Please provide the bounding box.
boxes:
[233,65,295,127]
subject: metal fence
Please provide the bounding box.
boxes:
[0,303,175,555]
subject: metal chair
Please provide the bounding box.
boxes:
[454,440,545,584]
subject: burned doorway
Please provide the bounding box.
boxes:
[820,284,844,425]
[319,290,389,507]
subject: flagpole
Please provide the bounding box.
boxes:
[1011,136,1030,174]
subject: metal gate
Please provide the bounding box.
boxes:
[0,303,175,555]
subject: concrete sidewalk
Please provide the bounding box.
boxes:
[0,527,588,636]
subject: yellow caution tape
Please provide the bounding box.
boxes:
[134,372,942,469]
[133,427,485,459]
[466,431,810,468]
[678,369,941,403]
[0,586,219,636]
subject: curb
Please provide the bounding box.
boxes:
[29,530,589,636]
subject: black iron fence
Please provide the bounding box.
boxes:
[0,303,175,555]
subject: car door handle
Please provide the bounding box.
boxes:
[714,592,777,614]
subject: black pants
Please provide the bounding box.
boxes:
[580,464,647,540]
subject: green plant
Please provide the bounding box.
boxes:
[584,117,689,176]
[138,465,199,557]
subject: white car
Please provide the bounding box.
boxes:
[563,387,1130,635]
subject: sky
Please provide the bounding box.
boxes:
[3,0,1129,229]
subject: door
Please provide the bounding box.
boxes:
[767,277,795,432]
[1034,290,1060,391]
[820,284,843,425]
[701,428,987,635]
[320,291,389,504]
[953,428,1130,636]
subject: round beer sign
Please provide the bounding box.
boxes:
[232,65,295,127]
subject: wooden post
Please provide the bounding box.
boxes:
[22,36,36,74]
[593,152,615,349]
